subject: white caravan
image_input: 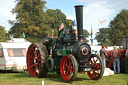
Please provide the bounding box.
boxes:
[0,38,31,72]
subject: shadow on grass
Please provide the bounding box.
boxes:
[44,73,91,82]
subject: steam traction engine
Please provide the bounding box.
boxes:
[27,5,104,82]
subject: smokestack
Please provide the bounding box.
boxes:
[75,5,84,42]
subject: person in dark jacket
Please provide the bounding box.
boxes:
[100,45,107,68]
[111,46,121,73]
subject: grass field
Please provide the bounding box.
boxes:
[0,72,128,85]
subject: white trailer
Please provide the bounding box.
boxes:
[0,38,31,72]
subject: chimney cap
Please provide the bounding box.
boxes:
[74,5,84,7]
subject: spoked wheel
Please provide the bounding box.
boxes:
[87,54,104,80]
[60,54,78,82]
[27,43,48,78]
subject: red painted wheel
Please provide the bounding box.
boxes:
[27,43,48,77]
[27,44,41,77]
[87,54,104,80]
[60,54,78,82]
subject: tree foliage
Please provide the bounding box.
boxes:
[8,0,90,43]
[95,28,111,46]
[0,25,8,42]
[83,29,90,42]
[109,9,128,45]
[95,9,128,46]
[8,0,51,43]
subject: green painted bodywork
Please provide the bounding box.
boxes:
[44,30,75,71]
[53,58,60,70]
[55,44,73,56]
[52,44,74,71]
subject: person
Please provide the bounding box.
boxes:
[111,46,121,73]
[100,45,107,68]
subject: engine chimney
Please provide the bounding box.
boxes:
[75,5,84,42]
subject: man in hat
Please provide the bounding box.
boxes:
[111,46,121,73]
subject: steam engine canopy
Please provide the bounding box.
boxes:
[72,42,91,60]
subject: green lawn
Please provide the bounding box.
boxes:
[0,72,127,85]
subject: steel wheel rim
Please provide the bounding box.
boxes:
[87,55,102,79]
[60,55,74,81]
[27,44,41,77]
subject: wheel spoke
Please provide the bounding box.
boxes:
[68,66,73,72]
[30,63,36,69]
[31,48,36,55]
[37,64,40,71]
[90,60,93,64]
[38,58,41,62]
[34,71,37,75]
[37,63,41,69]
[93,57,95,63]
[65,71,69,76]
[68,59,72,66]
[96,69,100,74]
[95,58,98,63]
[29,56,34,59]
[36,50,40,58]
[93,71,97,77]
[37,52,40,58]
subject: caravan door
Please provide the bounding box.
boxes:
[0,47,5,70]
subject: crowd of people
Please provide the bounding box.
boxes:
[100,45,121,74]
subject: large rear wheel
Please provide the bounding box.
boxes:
[60,54,78,82]
[87,54,104,80]
[27,43,48,78]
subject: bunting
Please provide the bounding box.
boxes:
[91,26,93,45]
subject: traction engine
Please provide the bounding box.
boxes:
[27,5,104,82]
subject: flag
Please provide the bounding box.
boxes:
[23,32,25,38]
[73,19,76,26]
[91,26,93,45]
[91,39,93,45]
[91,26,93,35]
[69,20,71,26]
[73,19,77,34]
[59,23,64,31]
[99,20,106,23]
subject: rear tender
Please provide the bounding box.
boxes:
[27,5,104,82]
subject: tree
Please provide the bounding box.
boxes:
[109,9,128,45]
[83,29,90,42]
[8,0,52,43]
[0,25,8,42]
[95,28,112,46]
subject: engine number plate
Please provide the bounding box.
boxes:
[84,68,92,71]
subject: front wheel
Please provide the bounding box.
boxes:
[60,54,78,82]
[87,54,104,80]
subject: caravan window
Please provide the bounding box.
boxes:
[8,48,26,57]
[0,49,4,57]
